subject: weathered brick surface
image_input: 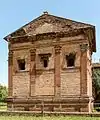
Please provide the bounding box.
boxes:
[13,49,30,72]
[60,43,81,95]
[13,72,30,97]
[34,23,54,34]
[61,71,80,95]
[12,49,30,97]
[61,43,81,68]
[36,47,54,70]
[35,72,54,95]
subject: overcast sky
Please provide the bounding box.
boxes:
[0,0,100,85]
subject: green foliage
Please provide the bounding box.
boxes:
[92,69,100,91]
[0,84,8,102]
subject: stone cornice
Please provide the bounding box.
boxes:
[8,27,95,52]
[10,28,88,44]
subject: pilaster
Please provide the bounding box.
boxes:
[54,45,61,97]
[80,44,88,95]
[8,50,13,96]
[30,49,36,96]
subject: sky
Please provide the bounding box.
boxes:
[0,0,100,85]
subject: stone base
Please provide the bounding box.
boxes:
[6,95,93,112]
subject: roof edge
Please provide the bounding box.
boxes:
[4,13,95,41]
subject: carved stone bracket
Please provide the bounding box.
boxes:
[54,45,62,54]
[30,49,36,61]
[8,50,13,66]
[80,44,88,52]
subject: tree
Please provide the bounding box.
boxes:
[0,84,8,102]
[92,68,100,101]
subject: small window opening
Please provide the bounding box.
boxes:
[66,53,75,67]
[18,59,25,70]
[39,53,51,68]
[43,59,48,68]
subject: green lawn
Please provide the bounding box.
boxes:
[0,116,100,120]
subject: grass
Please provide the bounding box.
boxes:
[0,116,100,120]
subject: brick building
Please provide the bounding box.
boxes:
[4,12,96,112]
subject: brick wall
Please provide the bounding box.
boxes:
[60,43,81,95]
[11,35,91,98]
[12,49,30,97]
[35,72,54,95]
[13,72,30,97]
[61,71,80,95]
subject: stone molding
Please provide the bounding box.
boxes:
[7,96,92,103]
[10,28,88,44]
